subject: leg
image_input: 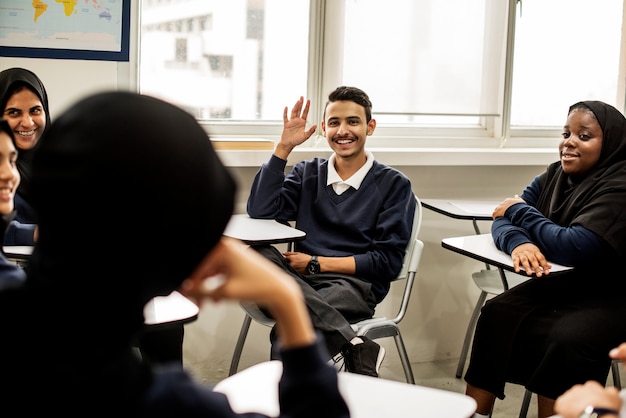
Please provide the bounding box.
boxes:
[252,245,369,355]
[466,383,496,415]
[537,395,555,418]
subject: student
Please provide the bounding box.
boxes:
[465,101,626,418]
[0,119,26,290]
[247,86,416,377]
[0,67,182,364]
[553,343,626,418]
[0,91,350,417]
[0,67,47,245]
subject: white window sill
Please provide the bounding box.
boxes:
[216,147,558,167]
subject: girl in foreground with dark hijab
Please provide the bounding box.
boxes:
[465,101,626,418]
[0,91,349,417]
[0,67,50,245]
[0,119,26,290]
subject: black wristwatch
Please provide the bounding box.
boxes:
[306,255,320,275]
[578,405,620,418]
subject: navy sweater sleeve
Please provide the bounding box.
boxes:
[491,176,604,266]
[3,220,36,246]
[247,155,295,220]
[146,340,349,417]
[278,342,350,417]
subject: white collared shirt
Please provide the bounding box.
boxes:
[327,151,375,195]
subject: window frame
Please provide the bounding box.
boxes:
[132,0,626,166]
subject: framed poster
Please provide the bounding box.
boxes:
[0,0,130,62]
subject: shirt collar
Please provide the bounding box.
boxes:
[327,150,375,190]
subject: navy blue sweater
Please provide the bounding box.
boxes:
[492,174,604,267]
[248,155,415,302]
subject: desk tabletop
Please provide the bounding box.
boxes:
[442,233,572,276]
[223,214,306,245]
[143,290,199,326]
[214,360,476,418]
[422,199,500,221]
[3,245,34,260]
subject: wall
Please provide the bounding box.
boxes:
[0,57,550,385]
[183,164,546,385]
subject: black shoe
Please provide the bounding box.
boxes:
[341,336,386,377]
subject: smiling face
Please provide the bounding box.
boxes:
[0,130,19,215]
[3,87,47,151]
[321,100,376,161]
[559,107,603,178]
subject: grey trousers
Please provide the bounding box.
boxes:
[252,245,377,358]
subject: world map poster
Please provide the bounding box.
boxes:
[0,0,129,61]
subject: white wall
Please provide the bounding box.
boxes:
[0,57,549,385]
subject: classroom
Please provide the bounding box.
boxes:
[2,1,626,417]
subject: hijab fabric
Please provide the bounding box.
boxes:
[0,67,51,204]
[28,91,236,344]
[535,100,626,257]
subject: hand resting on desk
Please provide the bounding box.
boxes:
[493,195,552,277]
[510,242,552,278]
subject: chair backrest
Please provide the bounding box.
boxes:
[388,194,424,324]
[395,194,423,282]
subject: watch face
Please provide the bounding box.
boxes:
[307,257,320,274]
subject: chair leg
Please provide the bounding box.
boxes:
[228,314,252,376]
[456,290,488,378]
[519,389,532,418]
[393,333,415,384]
[612,360,622,389]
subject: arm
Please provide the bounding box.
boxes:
[492,175,604,268]
[3,220,36,246]
[247,96,317,219]
[181,237,350,417]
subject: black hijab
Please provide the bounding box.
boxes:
[535,100,626,257]
[26,91,236,347]
[0,91,237,412]
[0,67,51,204]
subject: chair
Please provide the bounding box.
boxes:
[228,195,424,384]
[455,268,530,378]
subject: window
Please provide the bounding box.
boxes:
[138,0,626,150]
[509,0,624,139]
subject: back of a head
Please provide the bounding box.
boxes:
[29,91,236,320]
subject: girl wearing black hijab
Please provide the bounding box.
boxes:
[0,91,349,417]
[465,101,626,418]
[0,67,50,245]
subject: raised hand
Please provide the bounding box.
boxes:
[274,96,318,159]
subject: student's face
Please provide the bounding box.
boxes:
[322,100,376,160]
[0,131,19,215]
[559,108,602,177]
[3,88,47,151]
